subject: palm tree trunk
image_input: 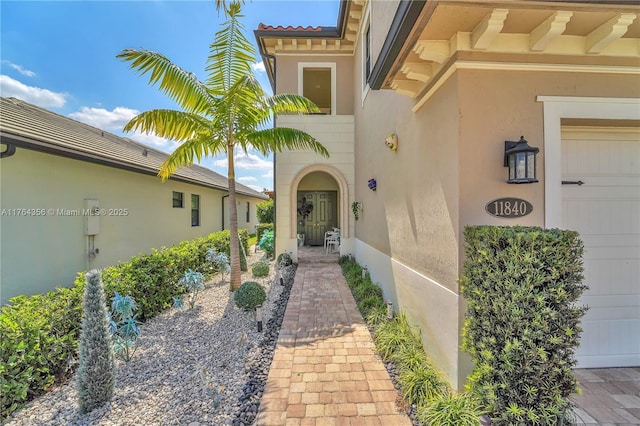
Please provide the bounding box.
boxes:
[227,143,241,291]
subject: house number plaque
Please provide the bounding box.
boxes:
[485,198,532,218]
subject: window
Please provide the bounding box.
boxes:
[172,191,184,208]
[191,194,200,226]
[246,202,250,223]
[298,63,336,115]
[364,24,371,82]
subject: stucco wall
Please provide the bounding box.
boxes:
[457,69,640,261]
[0,148,260,303]
[275,56,355,116]
[274,115,355,258]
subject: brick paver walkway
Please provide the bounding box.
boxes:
[256,260,412,426]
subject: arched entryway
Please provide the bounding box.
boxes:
[288,164,350,257]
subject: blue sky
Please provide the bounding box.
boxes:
[1,0,340,192]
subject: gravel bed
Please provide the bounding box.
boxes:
[4,251,295,426]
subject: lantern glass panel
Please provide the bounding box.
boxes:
[509,155,516,180]
[527,152,536,179]
[516,152,527,179]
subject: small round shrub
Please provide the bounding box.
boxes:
[277,252,293,267]
[234,281,266,311]
[251,261,270,278]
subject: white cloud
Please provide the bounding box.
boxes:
[128,131,178,152]
[261,170,274,178]
[69,105,177,152]
[0,75,67,108]
[237,176,257,183]
[236,152,273,171]
[252,61,266,73]
[212,152,272,172]
[246,184,264,192]
[69,106,139,131]
[2,61,36,77]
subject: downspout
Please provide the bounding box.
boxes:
[267,53,278,241]
[222,194,229,230]
[1,143,16,158]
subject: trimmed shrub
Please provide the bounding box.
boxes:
[251,261,270,278]
[239,234,248,272]
[256,223,273,243]
[461,226,587,424]
[0,285,83,419]
[276,252,293,268]
[256,199,273,223]
[234,282,266,311]
[77,271,115,414]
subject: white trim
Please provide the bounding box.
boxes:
[536,96,640,228]
[297,62,337,116]
[412,61,640,112]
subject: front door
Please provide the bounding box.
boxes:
[297,191,337,246]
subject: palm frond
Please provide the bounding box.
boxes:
[245,127,329,158]
[116,49,215,114]
[265,93,321,116]
[123,109,214,142]
[206,2,255,94]
[158,134,225,181]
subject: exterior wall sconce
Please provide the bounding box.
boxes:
[367,179,377,191]
[384,134,398,151]
[504,136,539,184]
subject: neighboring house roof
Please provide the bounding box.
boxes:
[0,97,268,200]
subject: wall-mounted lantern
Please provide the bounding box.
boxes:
[504,136,539,184]
[367,178,377,191]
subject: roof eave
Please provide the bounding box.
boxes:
[1,131,267,199]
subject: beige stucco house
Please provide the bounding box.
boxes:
[0,97,268,304]
[255,0,640,388]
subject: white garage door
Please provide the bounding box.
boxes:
[561,127,640,368]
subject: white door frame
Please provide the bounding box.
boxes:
[537,96,640,228]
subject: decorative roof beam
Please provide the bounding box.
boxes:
[391,79,421,98]
[586,13,637,54]
[471,9,509,50]
[401,62,433,82]
[413,40,450,64]
[350,10,362,20]
[530,11,573,52]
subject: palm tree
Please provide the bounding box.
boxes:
[117,2,329,290]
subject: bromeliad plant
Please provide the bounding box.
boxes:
[117,1,329,291]
[206,248,230,283]
[178,269,205,309]
[258,230,274,259]
[109,292,141,363]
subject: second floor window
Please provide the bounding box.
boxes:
[298,62,336,115]
[364,25,371,82]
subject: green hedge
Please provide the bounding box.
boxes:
[461,226,586,425]
[256,223,273,243]
[0,229,248,420]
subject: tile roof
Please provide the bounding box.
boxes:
[0,97,268,200]
[257,24,324,32]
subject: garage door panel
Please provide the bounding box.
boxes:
[563,200,639,234]
[563,138,640,175]
[583,259,639,295]
[562,127,640,368]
